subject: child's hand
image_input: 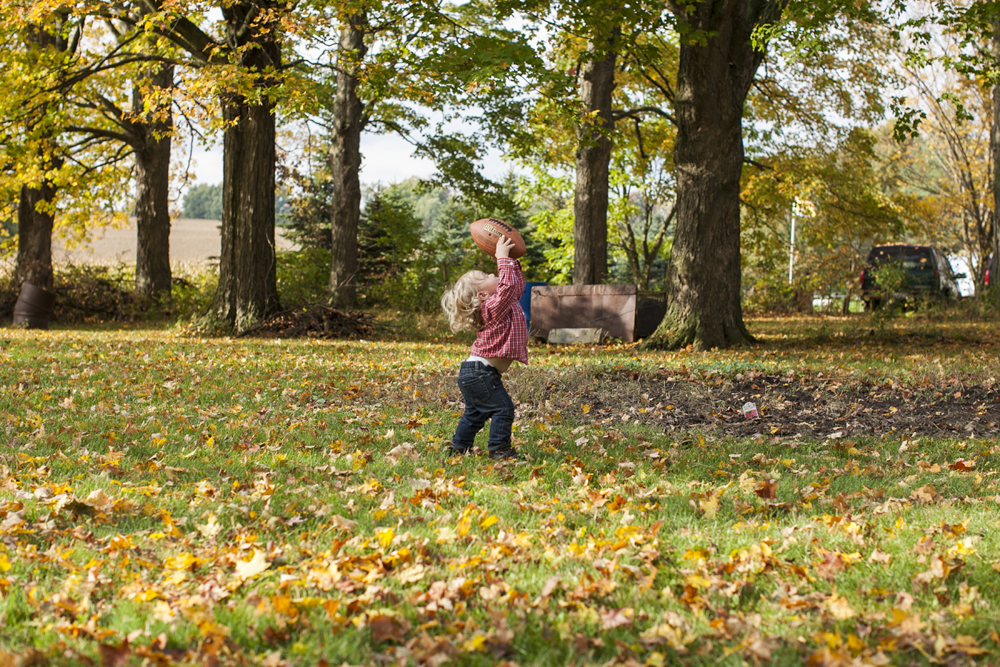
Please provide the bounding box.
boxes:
[496,235,514,259]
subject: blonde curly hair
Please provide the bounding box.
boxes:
[441,271,487,333]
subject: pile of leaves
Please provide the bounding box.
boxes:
[238,303,375,339]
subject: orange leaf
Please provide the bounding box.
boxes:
[754,479,778,500]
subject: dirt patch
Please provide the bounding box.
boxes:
[536,371,1000,441]
[238,304,374,340]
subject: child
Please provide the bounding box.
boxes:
[440,235,528,460]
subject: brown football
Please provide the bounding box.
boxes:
[469,218,526,259]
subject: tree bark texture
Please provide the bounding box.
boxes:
[573,32,618,285]
[16,182,56,290]
[329,13,367,308]
[132,65,174,297]
[643,0,785,350]
[212,4,281,331]
[14,22,68,292]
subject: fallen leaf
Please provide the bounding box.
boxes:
[368,614,409,644]
[826,594,856,620]
[330,515,357,531]
[234,549,270,580]
[754,479,778,500]
[600,607,633,630]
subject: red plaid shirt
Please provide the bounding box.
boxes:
[471,258,528,364]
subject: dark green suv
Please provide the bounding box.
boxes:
[859,244,960,310]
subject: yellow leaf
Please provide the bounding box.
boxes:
[376,528,394,549]
[197,515,223,539]
[234,549,270,580]
[436,527,458,543]
[699,495,719,519]
[0,553,11,572]
[826,594,856,620]
[581,404,591,414]
[951,603,974,618]
[461,633,487,652]
[106,534,135,551]
[946,539,976,559]
[480,515,499,529]
[152,601,176,623]
[165,553,202,570]
[397,564,425,583]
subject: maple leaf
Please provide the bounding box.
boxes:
[234,549,270,580]
[887,608,926,636]
[600,607,633,630]
[368,614,409,644]
[754,479,778,500]
[197,515,223,540]
[436,527,458,543]
[867,548,892,565]
[540,576,561,598]
[909,484,940,504]
[806,647,854,667]
[329,515,357,531]
[396,564,425,583]
[387,443,418,463]
[825,594,856,620]
[98,640,131,667]
[814,550,847,579]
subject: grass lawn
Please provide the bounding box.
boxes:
[1,311,999,666]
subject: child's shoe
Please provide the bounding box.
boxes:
[444,443,473,457]
[488,447,522,461]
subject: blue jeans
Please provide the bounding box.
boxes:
[452,361,515,454]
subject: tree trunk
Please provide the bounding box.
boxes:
[14,22,67,292]
[329,13,367,308]
[211,5,280,332]
[15,182,56,290]
[573,30,618,285]
[133,65,174,298]
[992,14,1000,274]
[643,0,784,350]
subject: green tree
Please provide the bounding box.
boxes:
[640,1,904,349]
[321,1,536,306]
[899,0,1000,289]
[112,0,303,330]
[183,184,223,220]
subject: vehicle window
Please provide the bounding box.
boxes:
[868,247,932,266]
[900,258,929,269]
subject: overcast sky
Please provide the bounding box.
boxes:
[191,129,513,188]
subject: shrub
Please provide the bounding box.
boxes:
[276,248,332,306]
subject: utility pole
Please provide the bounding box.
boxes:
[788,200,796,285]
